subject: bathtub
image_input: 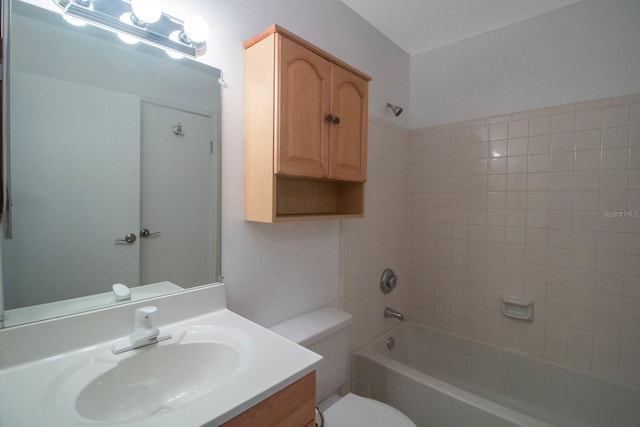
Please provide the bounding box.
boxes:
[352,322,640,427]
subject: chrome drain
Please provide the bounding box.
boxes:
[387,336,395,350]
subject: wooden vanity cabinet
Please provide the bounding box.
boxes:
[221,371,316,427]
[244,25,371,222]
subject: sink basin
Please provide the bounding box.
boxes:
[42,325,255,424]
[76,342,239,423]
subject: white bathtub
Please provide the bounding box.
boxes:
[352,322,640,427]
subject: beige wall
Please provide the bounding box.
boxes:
[407,93,640,384]
[410,0,640,129]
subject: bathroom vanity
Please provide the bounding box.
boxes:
[222,371,316,426]
[0,284,320,426]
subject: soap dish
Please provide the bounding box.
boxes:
[501,296,534,321]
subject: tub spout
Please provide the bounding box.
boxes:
[384,307,405,321]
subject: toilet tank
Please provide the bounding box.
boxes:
[270,308,352,402]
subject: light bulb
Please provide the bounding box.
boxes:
[118,33,139,44]
[61,0,93,26]
[166,49,183,59]
[62,14,87,27]
[118,13,139,44]
[131,0,161,24]
[183,15,209,44]
[166,31,184,58]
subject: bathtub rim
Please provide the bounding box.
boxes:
[352,320,640,392]
[352,323,552,427]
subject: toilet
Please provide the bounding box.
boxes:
[270,308,416,427]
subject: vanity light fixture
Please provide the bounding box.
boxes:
[52,0,210,57]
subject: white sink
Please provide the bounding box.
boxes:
[76,341,240,422]
[42,325,255,424]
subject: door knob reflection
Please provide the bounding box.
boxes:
[140,228,161,238]
[114,233,137,244]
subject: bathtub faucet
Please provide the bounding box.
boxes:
[384,307,405,321]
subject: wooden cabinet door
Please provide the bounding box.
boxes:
[328,64,368,182]
[276,36,331,178]
[221,372,316,426]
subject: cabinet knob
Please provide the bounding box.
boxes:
[325,114,334,122]
[332,116,340,124]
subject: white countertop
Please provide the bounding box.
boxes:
[0,284,321,426]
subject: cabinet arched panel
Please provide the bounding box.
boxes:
[329,66,367,181]
[277,37,330,178]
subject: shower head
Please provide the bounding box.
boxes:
[386,102,403,117]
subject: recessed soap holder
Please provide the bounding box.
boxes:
[501,296,534,321]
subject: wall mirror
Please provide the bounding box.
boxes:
[1,0,222,328]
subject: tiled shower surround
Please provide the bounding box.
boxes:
[341,118,409,351]
[407,94,640,384]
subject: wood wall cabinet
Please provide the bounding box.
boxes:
[221,371,316,427]
[244,25,371,222]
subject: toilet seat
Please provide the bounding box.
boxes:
[322,393,416,427]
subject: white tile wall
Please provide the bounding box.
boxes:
[408,93,640,385]
[340,118,409,351]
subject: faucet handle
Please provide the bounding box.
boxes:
[112,305,170,354]
[135,306,157,330]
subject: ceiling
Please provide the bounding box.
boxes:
[340,0,583,55]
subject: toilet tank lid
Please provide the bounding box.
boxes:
[269,308,352,347]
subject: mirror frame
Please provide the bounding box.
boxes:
[1,0,10,328]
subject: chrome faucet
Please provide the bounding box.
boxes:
[111,306,171,354]
[384,307,405,321]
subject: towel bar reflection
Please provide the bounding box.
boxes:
[172,123,184,136]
